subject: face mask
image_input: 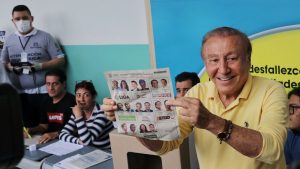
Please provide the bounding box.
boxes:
[15,20,31,33]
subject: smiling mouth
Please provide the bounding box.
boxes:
[217,76,233,81]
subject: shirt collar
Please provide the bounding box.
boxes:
[15,28,37,37]
[238,74,252,99]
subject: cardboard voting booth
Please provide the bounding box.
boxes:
[110,129,190,169]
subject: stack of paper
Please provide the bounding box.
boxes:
[53,150,112,169]
[39,141,83,156]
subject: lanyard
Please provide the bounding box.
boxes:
[18,36,32,51]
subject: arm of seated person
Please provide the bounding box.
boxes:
[38,131,59,144]
[27,124,48,136]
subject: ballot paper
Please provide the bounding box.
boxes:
[53,150,112,169]
[39,140,83,156]
[105,68,180,141]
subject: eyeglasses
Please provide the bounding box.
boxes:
[289,105,300,115]
[75,80,92,84]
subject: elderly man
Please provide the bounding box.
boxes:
[103,27,288,169]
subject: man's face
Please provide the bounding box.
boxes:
[139,80,146,88]
[176,79,193,98]
[12,11,33,32]
[289,94,300,130]
[149,124,155,132]
[151,80,159,88]
[131,82,137,89]
[125,103,131,110]
[117,103,123,110]
[144,102,151,110]
[130,124,136,132]
[164,101,171,111]
[46,75,65,99]
[202,35,250,98]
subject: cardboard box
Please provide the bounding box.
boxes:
[110,129,190,169]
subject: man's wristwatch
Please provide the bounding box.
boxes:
[217,119,233,144]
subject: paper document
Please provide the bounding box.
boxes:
[39,140,83,156]
[53,150,112,169]
[105,68,180,141]
[53,154,81,169]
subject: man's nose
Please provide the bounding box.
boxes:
[218,60,230,74]
[177,91,185,98]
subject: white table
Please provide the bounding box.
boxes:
[17,136,113,169]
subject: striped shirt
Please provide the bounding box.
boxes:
[59,104,114,150]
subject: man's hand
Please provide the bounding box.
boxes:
[101,98,117,121]
[6,63,14,72]
[167,97,215,129]
[38,132,58,144]
[30,62,43,72]
[13,66,23,74]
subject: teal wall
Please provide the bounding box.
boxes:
[63,44,151,102]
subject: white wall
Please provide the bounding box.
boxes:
[0,0,149,45]
[0,0,152,101]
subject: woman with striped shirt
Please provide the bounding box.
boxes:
[59,81,114,150]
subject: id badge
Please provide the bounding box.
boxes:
[21,52,28,62]
[23,68,30,74]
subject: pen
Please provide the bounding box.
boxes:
[23,127,32,139]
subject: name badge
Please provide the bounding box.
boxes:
[23,68,30,74]
[21,52,28,62]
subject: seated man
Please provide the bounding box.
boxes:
[285,87,300,168]
[26,69,75,144]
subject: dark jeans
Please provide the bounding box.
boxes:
[20,93,47,128]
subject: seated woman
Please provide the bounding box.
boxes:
[59,81,114,150]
